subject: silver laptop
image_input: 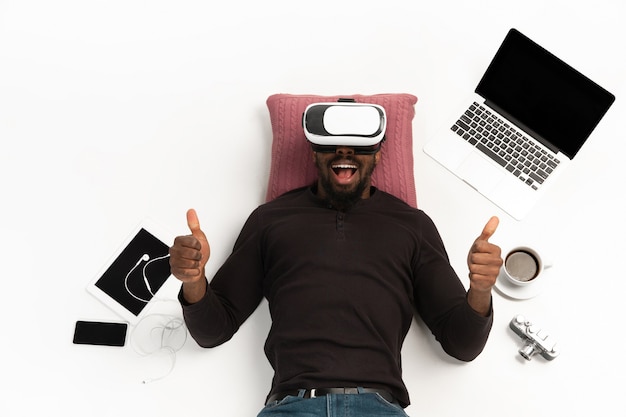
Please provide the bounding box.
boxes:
[424,28,615,220]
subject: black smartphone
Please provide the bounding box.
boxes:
[73,320,128,347]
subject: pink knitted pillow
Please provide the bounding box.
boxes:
[265,93,418,207]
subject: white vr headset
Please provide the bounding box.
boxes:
[302,100,387,148]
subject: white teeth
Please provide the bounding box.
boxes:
[332,164,357,169]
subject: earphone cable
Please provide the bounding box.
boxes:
[130,309,188,384]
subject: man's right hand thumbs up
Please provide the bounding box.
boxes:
[169,209,211,286]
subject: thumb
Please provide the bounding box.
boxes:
[477,216,499,242]
[186,208,207,240]
[186,208,211,266]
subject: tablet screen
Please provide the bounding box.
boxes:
[93,227,171,318]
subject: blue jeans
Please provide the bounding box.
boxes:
[257,388,409,417]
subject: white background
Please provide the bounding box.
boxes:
[1,1,625,416]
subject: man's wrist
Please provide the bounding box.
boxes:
[182,277,208,305]
[467,287,493,317]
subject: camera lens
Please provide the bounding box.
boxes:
[519,342,538,360]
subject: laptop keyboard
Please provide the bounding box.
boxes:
[451,102,561,190]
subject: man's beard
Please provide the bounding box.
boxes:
[316,156,375,211]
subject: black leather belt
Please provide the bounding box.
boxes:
[266,387,397,406]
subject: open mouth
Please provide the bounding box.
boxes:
[332,162,358,180]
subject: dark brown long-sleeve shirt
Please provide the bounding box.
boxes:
[179,186,493,407]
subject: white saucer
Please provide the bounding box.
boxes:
[494,267,551,300]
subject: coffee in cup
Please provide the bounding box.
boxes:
[502,246,551,286]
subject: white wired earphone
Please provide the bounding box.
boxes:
[125,253,171,303]
[130,313,188,384]
[124,252,187,384]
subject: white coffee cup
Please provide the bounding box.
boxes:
[501,246,552,286]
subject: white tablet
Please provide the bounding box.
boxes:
[87,219,175,324]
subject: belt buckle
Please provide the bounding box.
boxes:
[309,388,318,398]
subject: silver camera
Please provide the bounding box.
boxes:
[509,315,559,361]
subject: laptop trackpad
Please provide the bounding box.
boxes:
[457,152,505,192]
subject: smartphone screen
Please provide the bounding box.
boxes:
[73,321,128,347]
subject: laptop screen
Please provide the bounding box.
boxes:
[476,28,615,159]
